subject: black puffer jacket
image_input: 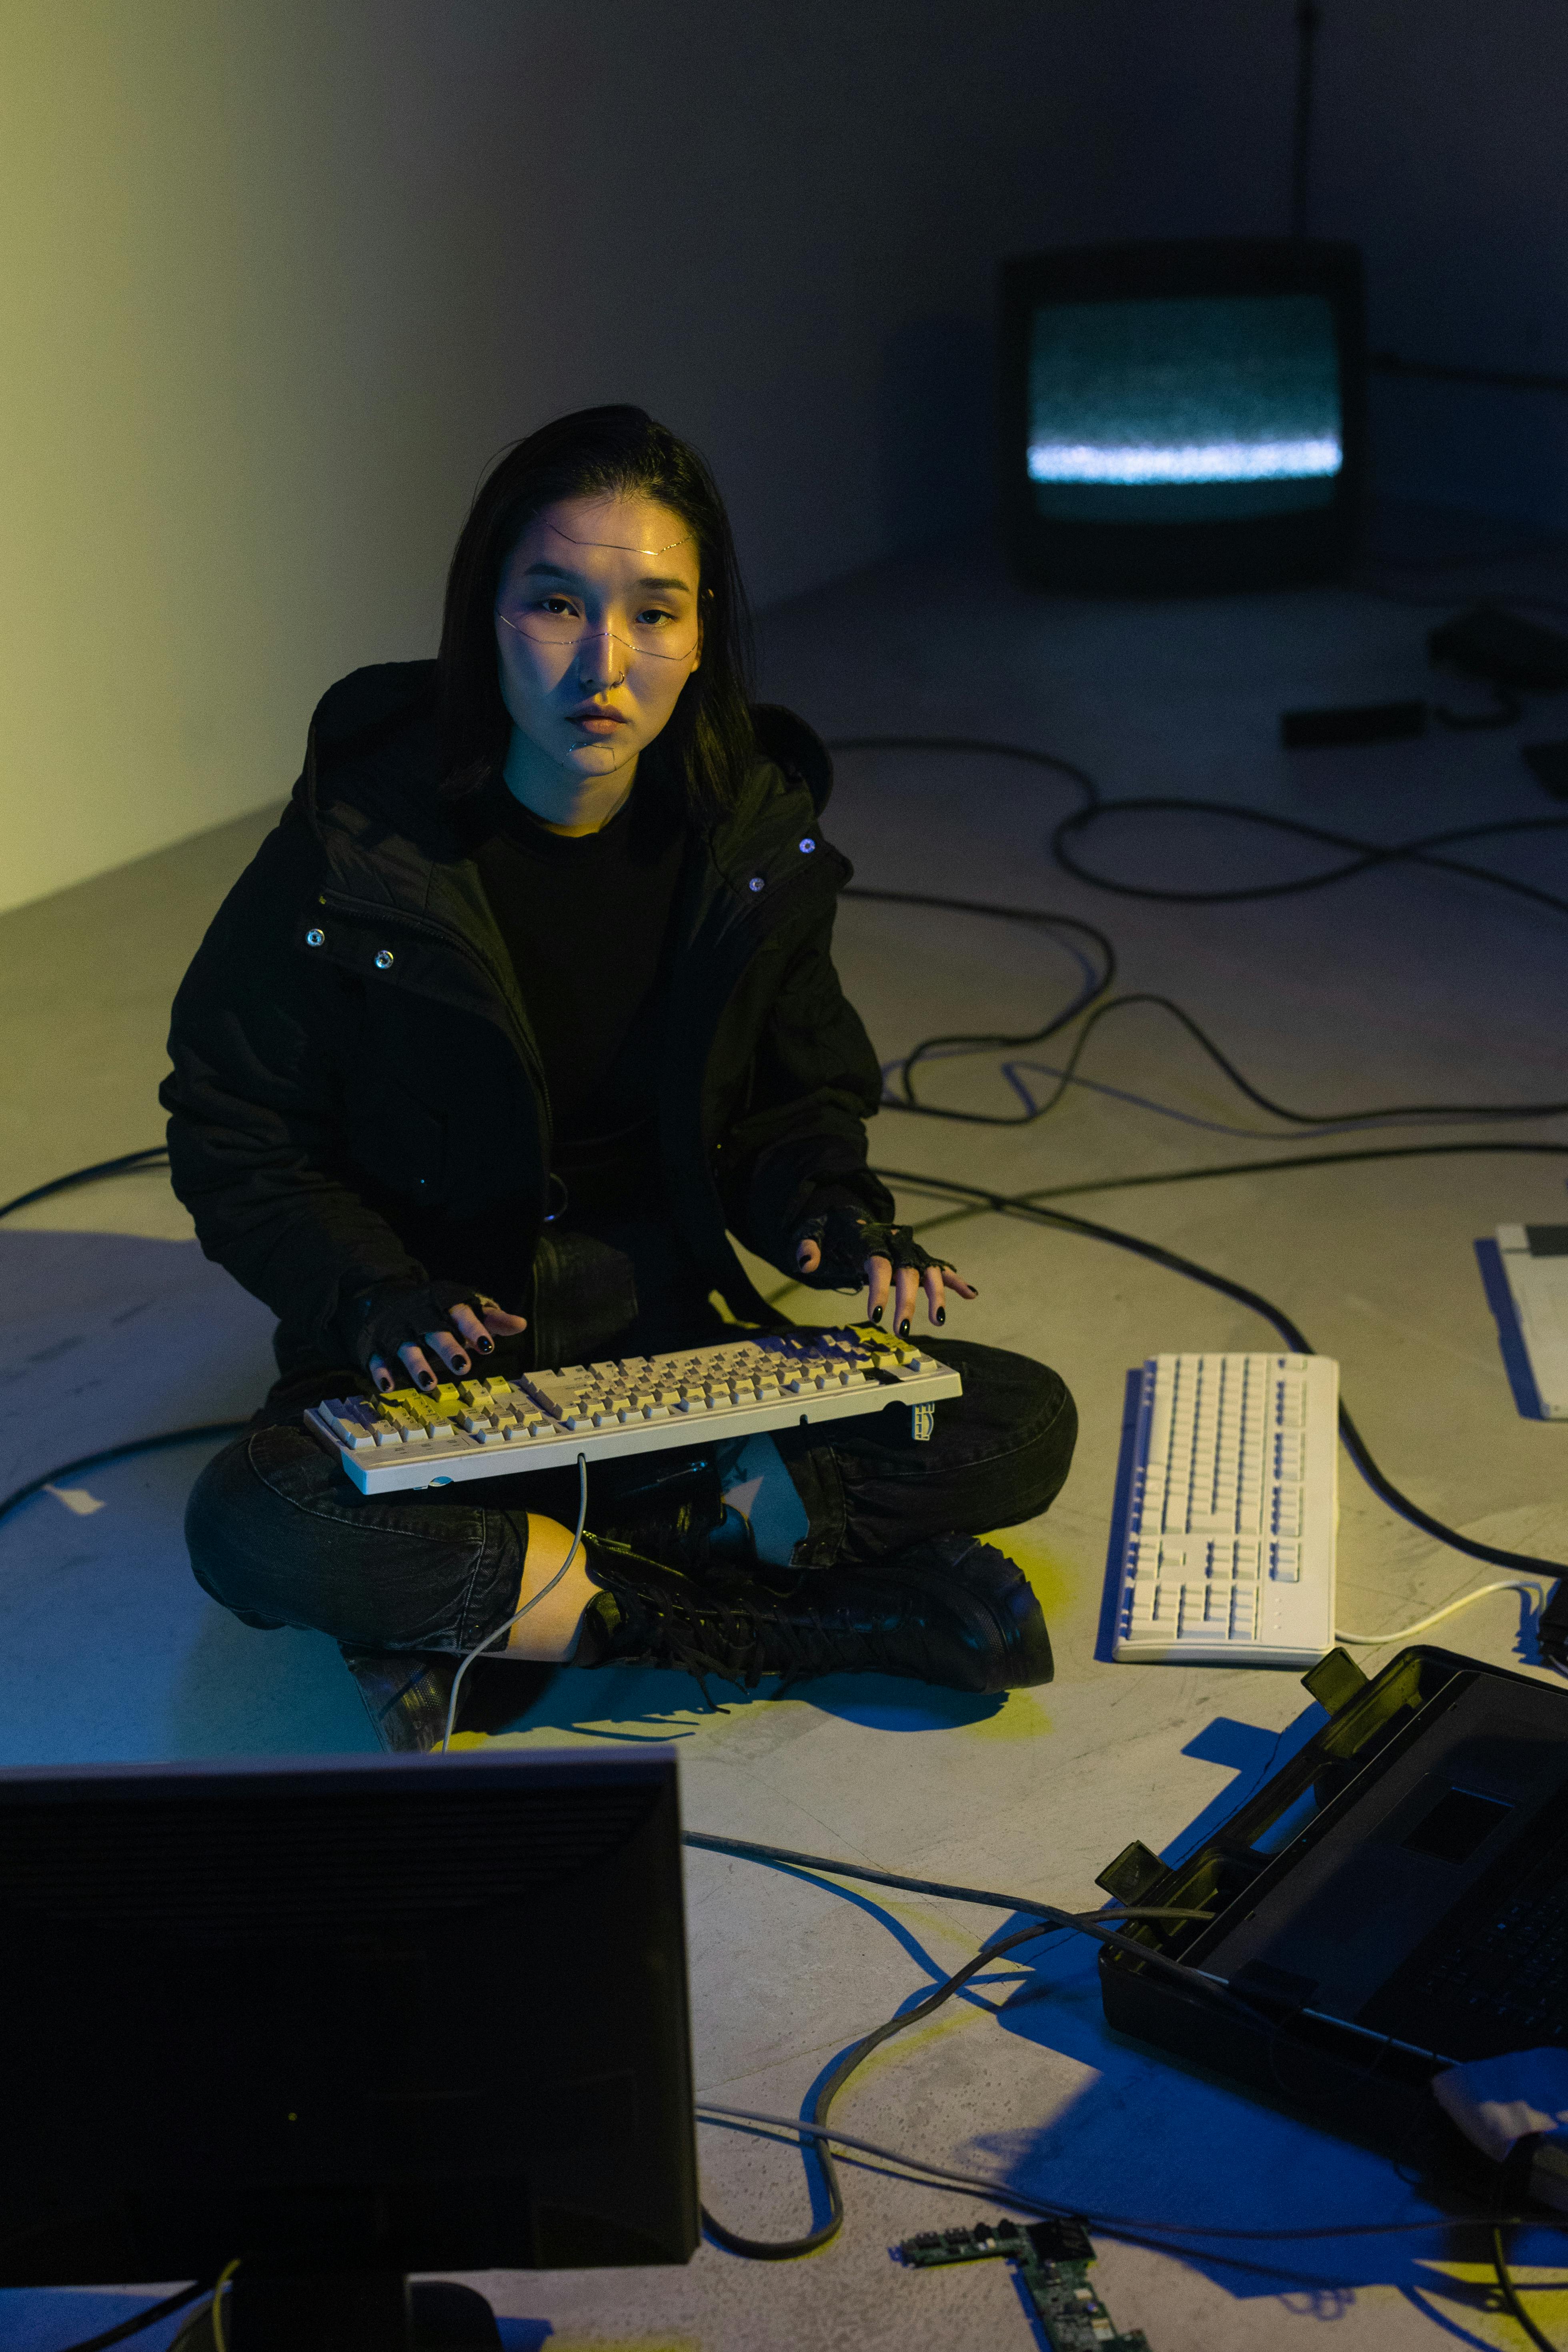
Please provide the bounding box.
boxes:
[160,661,895,1374]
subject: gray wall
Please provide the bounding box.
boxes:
[0,0,1087,912]
[4,0,1558,912]
[1050,0,1568,531]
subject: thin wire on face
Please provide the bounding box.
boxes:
[545,520,693,555]
[495,518,701,663]
[495,607,699,666]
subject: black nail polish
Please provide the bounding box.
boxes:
[870,1305,883,1324]
[898,1318,911,1339]
[936,1306,946,1325]
[473,1336,494,1354]
[452,1356,469,1372]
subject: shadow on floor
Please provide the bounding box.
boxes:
[964,1940,1548,2317]
[453,1657,1010,1746]
[166,1608,379,1756]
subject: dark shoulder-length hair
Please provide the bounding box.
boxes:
[437,404,755,819]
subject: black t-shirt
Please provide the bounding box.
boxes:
[461,768,688,1215]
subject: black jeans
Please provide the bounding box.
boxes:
[185,1336,1077,1657]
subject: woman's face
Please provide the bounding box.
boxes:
[493,493,703,788]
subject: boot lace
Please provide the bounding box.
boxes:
[590,1541,925,1706]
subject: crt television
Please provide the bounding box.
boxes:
[0,1749,696,2347]
[999,239,1366,594]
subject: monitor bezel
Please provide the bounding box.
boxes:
[0,1746,699,2284]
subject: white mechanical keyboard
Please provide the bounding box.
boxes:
[1111,1351,1339,1667]
[305,1326,963,1496]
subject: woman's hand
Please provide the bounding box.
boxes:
[368,1296,529,1394]
[343,1279,529,1395]
[793,1214,977,1338]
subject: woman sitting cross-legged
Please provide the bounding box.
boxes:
[164,404,1078,1749]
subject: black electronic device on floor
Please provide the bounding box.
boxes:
[0,1749,697,2350]
[997,236,1366,595]
[1093,1646,1568,2174]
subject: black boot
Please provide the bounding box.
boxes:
[590,1452,757,1576]
[575,1530,1053,1703]
[341,1649,556,1753]
[341,1650,457,1753]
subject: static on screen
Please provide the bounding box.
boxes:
[1028,292,1342,526]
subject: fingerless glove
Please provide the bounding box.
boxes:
[791,1198,955,1290]
[338,1278,494,1373]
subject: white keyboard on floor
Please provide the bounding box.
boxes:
[305,1326,963,1496]
[1111,1351,1339,1667]
[1496,1224,1568,1417]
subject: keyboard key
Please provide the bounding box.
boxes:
[342,1331,962,1497]
[1117,1352,1336,1662]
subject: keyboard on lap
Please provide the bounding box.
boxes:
[1111,1351,1338,1667]
[305,1326,963,1496]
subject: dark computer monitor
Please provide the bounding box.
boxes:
[999,238,1366,594]
[0,1749,697,2346]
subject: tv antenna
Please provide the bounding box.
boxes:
[1289,0,1321,238]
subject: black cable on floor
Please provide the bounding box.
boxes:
[0,1149,234,1529]
[828,728,1568,924]
[0,1146,169,1224]
[699,1922,1054,2258]
[684,1833,1566,2266]
[842,886,1119,1121]
[1053,803,1568,918]
[685,1834,1230,2260]
[1017,1137,1568,1203]
[1494,2224,1563,2352]
[829,752,1568,1131]
[10,1134,1568,1621]
[876,973,1568,1130]
[870,1160,1568,1609]
[0,1424,248,1531]
[681,1831,1212,1960]
[37,2285,206,2352]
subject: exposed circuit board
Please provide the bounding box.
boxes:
[895,2216,1150,2350]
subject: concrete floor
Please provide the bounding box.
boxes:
[5,512,1568,2348]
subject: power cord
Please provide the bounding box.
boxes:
[830,742,1568,1130]
[440,1455,588,1751]
[863,952,1568,1130]
[684,1829,1566,2287]
[1334,1583,1547,1649]
[6,1138,1568,1653]
[697,2101,1544,2242]
[869,1161,1568,1654]
[208,2260,240,2352]
[699,1919,1057,2258]
[0,1424,248,1533]
[0,1145,170,1224]
[1006,1136,1568,1205]
[5,1135,1565,2301]
[1494,2224,1565,2352]
[4,736,1563,2309]
[683,1829,1226,2260]
[34,2285,208,2352]
[1051,803,1568,920]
